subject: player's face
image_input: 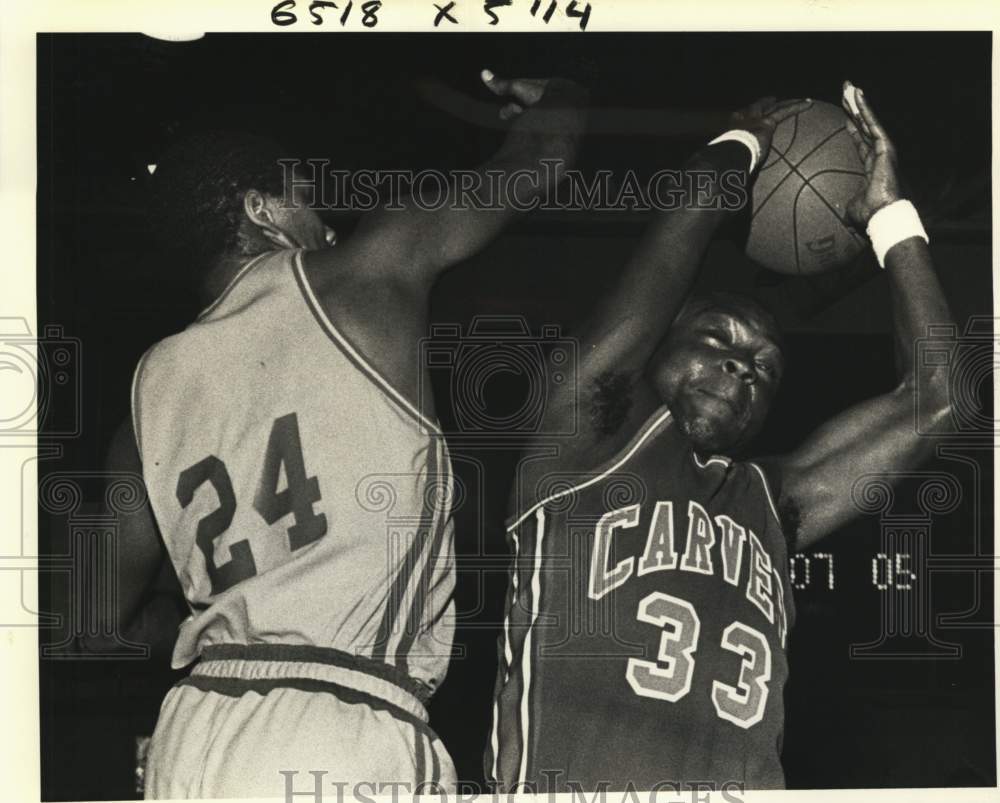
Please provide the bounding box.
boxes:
[650,303,783,455]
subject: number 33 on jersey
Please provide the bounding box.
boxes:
[488,408,796,791]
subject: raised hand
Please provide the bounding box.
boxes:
[730,96,813,163]
[480,69,550,121]
[841,80,902,226]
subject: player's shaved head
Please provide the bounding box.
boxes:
[647,290,786,455]
[673,291,785,355]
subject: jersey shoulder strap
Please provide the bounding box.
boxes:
[507,406,674,531]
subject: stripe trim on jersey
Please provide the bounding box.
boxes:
[414,724,426,783]
[747,462,794,633]
[693,452,731,470]
[488,698,502,783]
[291,249,442,435]
[489,526,520,783]
[195,250,273,322]
[177,674,439,739]
[517,506,546,786]
[398,438,454,672]
[747,462,783,527]
[129,348,152,463]
[371,438,442,666]
[502,530,519,676]
[426,731,441,785]
[198,643,433,705]
[507,409,673,531]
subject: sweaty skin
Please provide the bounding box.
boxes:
[520,88,952,557]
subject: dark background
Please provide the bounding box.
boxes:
[36,32,994,798]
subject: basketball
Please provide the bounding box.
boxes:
[746,100,868,275]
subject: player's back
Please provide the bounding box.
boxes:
[133,248,455,694]
[487,408,795,792]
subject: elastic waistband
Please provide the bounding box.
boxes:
[185,643,432,723]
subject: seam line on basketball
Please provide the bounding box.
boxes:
[793,168,870,235]
[757,109,802,175]
[791,168,870,273]
[753,123,847,218]
[783,158,860,227]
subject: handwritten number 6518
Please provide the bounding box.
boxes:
[271,0,382,27]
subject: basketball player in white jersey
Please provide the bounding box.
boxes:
[90,71,587,798]
[488,85,954,790]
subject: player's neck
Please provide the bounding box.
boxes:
[199,250,261,306]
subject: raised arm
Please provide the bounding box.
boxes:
[768,83,954,551]
[344,71,589,286]
[533,98,810,467]
[299,72,587,419]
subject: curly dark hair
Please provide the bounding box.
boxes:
[148,131,290,270]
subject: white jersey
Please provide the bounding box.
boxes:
[132,248,455,696]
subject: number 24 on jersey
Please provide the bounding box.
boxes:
[175,413,327,595]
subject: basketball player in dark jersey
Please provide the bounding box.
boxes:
[488,84,953,791]
[85,72,587,798]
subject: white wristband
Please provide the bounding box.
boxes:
[866,200,929,268]
[707,130,761,174]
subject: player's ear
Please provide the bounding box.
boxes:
[243,188,296,249]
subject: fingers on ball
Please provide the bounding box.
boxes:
[499,102,524,120]
[481,69,511,96]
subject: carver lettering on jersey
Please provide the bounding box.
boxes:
[492,409,794,790]
[587,494,789,650]
[488,85,953,792]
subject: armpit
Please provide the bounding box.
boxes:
[589,370,634,436]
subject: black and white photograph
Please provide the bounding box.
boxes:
[2,3,996,801]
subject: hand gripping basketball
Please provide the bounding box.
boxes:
[480,69,550,121]
[742,97,870,275]
[730,97,814,165]
[841,81,903,226]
